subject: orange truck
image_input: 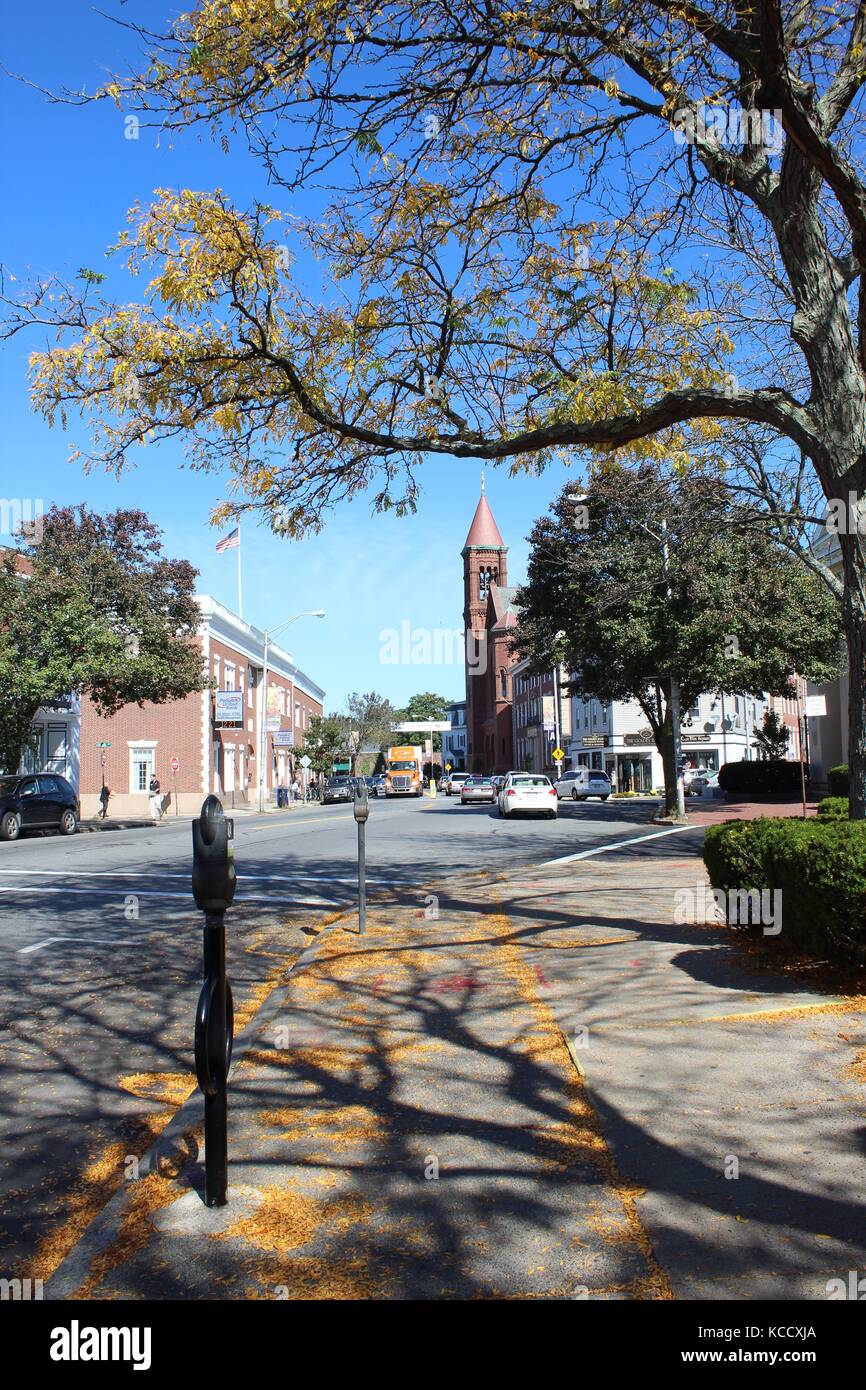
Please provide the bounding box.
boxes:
[384,745,424,797]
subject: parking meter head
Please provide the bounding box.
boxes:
[353,780,370,823]
[192,795,237,912]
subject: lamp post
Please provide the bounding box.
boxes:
[258,610,326,813]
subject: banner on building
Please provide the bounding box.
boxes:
[272,730,295,748]
[215,690,244,724]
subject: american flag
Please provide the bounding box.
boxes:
[215,528,240,553]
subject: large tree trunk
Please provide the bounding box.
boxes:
[839,531,866,820]
[657,696,680,820]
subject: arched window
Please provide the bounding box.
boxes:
[499,668,507,700]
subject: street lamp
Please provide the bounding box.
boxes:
[258,610,326,813]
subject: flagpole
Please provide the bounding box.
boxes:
[237,520,243,620]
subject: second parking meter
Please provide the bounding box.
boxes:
[354,781,369,935]
[192,795,235,1207]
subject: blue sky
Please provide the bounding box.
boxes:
[1,2,579,710]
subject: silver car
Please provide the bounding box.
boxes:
[460,776,497,805]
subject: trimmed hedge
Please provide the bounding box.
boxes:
[717,759,805,796]
[828,765,850,798]
[703,817,866,967]
[817,797,848,819]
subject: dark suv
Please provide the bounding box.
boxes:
[322,776,354,805]
[0,774,79,841]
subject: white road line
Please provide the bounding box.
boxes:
[0,868,405,886]
[0,884,343,906]
[19,935,151,954]
[542,823,698,866]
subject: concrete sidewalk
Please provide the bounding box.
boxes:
[45,834,866,1300]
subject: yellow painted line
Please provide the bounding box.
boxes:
[594,999,866,1031]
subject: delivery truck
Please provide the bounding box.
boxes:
[383,745,424,797]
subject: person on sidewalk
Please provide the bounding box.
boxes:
[292,777,301,803]
[98,784,111,819]
[148,773,163,822]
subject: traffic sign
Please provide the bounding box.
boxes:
[552,747,565,762]
[95,741,112,748]
[170,755,180,774]
[445,762,452,771]
[300,755,312,768]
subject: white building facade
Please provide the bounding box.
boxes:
[567,686,766,791]
[442,699,468,771]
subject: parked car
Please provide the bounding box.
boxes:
[554,768,612,801]
[686,771,720,797]
[0,773,79,842]
[322,776,354,804]
[492,774,507,793]
[443,772,472,797]
[460,776,497,805]
[370,774,387,797]
[497,773,558,819]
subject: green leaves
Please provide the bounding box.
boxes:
[0,507,207,772]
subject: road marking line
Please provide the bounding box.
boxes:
[0,885,344,907]
[0,868,404,886]
[19,935,149,954]
[543,823,698,866]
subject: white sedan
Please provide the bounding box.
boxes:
[497,773,558,819]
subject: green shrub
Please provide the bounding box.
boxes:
[703,817,866,967]
[817,797,848,819]
[717,760,805,796]
[828,765,850,798]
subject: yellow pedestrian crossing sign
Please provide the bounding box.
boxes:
[552,747,565,762]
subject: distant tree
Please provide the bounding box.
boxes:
[0,506,205,775]
[395,691,449,751]
[515,468,842,818]
[301,714,348,778]
[752,709,792,762]
[346,691,397,772]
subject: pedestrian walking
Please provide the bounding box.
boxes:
[292,777,301,803]
[99,784,111,819]
[149,773,163,822]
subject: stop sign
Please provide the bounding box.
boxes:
[170,755,180,774]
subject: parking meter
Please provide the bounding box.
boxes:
[354,781,369,934]
[192,794,236,912]
[191,795,235,1207]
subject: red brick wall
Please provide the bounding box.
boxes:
[80,627,324,817]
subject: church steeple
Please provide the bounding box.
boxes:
[462,489,507,636]
[462,487,510,773]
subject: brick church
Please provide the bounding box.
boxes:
[462,483,520,773]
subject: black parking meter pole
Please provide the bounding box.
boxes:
[192,795,236,1207]
[354,781,370,936]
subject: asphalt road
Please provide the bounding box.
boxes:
[0,793,702,1278]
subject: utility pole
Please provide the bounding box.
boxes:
[660,519,686,820]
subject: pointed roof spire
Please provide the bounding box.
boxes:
[463,489,505,550]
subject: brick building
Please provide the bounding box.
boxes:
[462,487,521,773]
[78,595,324,818]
